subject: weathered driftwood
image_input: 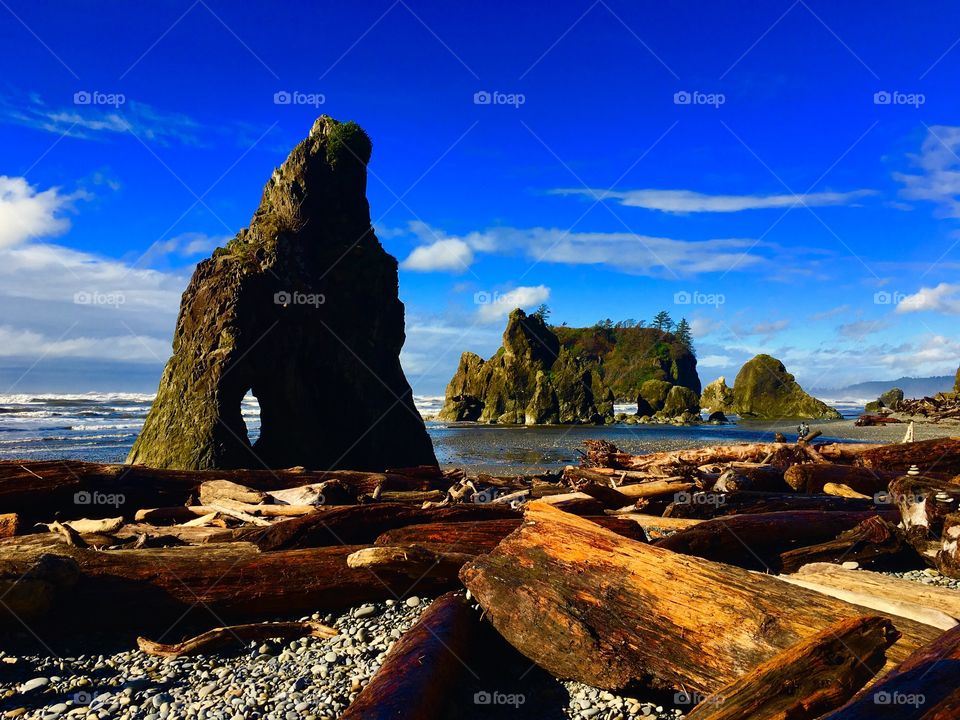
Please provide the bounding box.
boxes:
[341,593,478,720]
[198,479,268,506]
[774,575,956,631]
[240,503,519,551]
[937,512,960,578]
[656,510,904,572]
[460,502,939,694]
[346,546,475,582]
[0,537,452,625]
[603,512,704,532]
[137,620,336,658]
[822,623,960,719]
[784,463,899,495]
[664,491,895,520]
[698,463,790,493]
[0,554,79,626]
[685,616,899,720]
[857,437,960,475]
[0,513,19,538]
[114,522,238,544]
[0,460,447,521]
[792,563,960,621]
[823,482,872,499]
[372,517,647,554]
[888,474,960,570]
[779,516,908,573]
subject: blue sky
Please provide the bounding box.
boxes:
[2,0,960,395]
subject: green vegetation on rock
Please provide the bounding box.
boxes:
[732,354,842,420]
[438,310,700,424]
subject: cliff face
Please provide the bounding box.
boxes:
[128,116,437,471]
[732,354,842,420]
[438,310,700,424]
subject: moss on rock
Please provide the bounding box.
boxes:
[732,354,842,420]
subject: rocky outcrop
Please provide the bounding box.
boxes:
[732,354,842,420]
[955,366,960,393]
[438,310,616,424]
[700,376,735,412]
[866,387,904,413]
[128,116,437,471]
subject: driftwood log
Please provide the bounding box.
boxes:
[778,516,908,573]
[137,620,336,658]
[0,460,449,522]
[685,616,899,720]
[663,491,895,520]
[822,623,960,719]
[460,502,940,694]
[784,464,900,495]
[857,437,960,475]
[340,593,478,720]
[655,510,900,571]
[889,474,960,571]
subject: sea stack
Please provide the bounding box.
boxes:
[128,116,437,471]
[732,354,842,420]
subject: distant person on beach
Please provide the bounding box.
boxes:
[797,421,810,440]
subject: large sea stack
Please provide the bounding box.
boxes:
[438,309,699,424]
[732,354,842,420]
[128,116,437,471]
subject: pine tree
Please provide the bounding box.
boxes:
[652,310,673,332]
[532,304,551,322]
[675,317,695,355]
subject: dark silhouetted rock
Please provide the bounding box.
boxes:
[733,354,842,420]
[707,410,728,423]
[879,387,904,410]
[128,116,437,471]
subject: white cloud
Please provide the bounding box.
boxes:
[836,318,890,340]
[402,238,474,272]
[476,285,550,322]
[0,324,168,362]
[0,176,87,248]
[750,319,790,335]
[896,283,960,315]
[135,232,228,268]
[697,354,734,368]
[894,125,960,217]
[550,188,875,213]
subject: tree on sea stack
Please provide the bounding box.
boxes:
[128,116,437,471]
[652,310,673,331]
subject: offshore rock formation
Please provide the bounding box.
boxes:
[128,116,437,471]
[438,310,700,424]
[732,354,842,420]
[700,376,735,413]
[955,366,960,393]
[438,309,613,424]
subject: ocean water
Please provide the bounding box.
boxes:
[0,392,865,472]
